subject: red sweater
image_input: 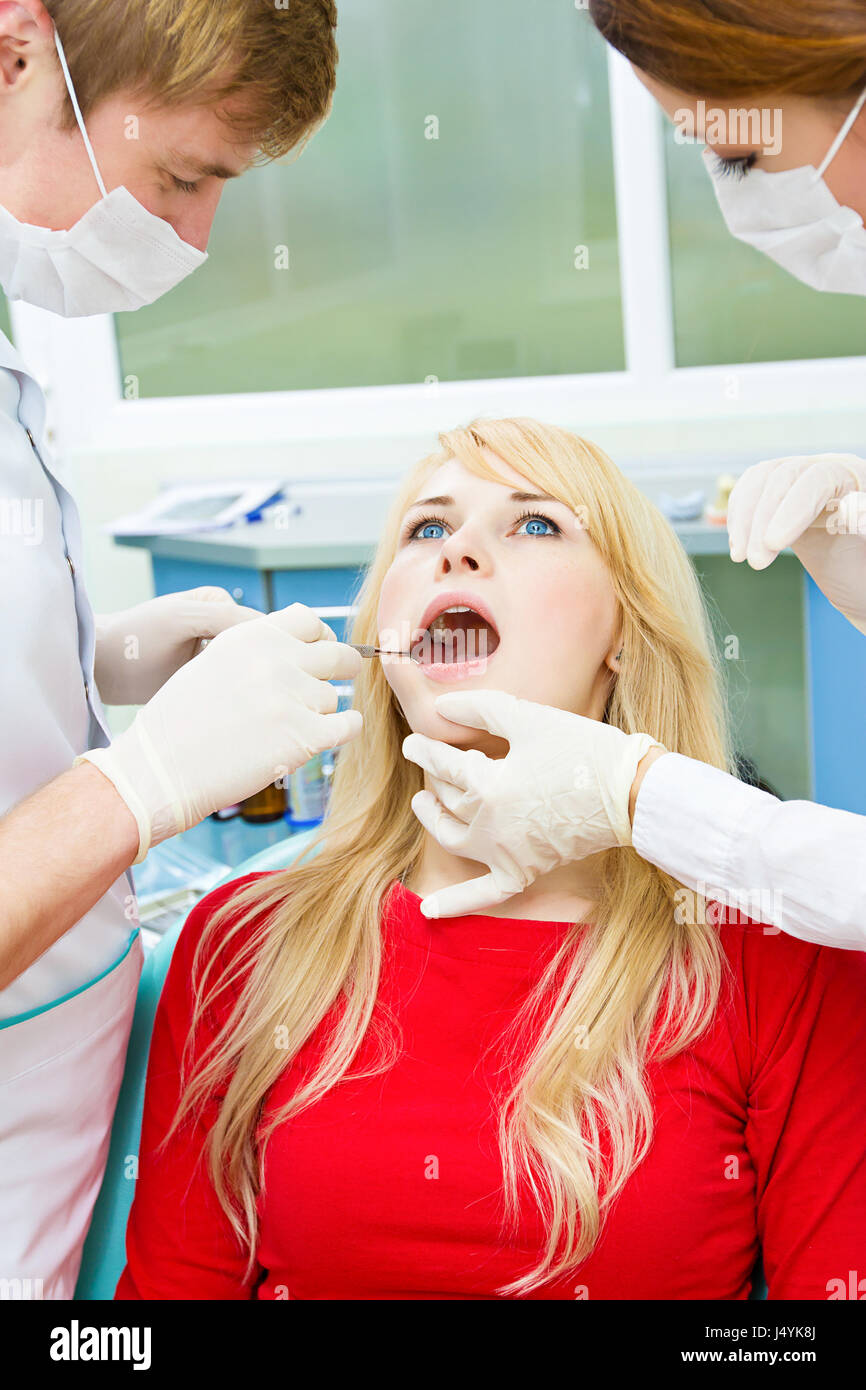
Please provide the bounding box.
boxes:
[115,873,866,1300]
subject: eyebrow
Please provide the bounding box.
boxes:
[163,148,245,180]
[406,490,562,510]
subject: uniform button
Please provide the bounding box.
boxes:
[25,428,36,449]
[84,679,90,699]
[66,554,75,577]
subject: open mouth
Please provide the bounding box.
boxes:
[411,605,501,667]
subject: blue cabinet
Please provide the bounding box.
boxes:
[148,555,367,640]
[151,556,267,612]
[270,567,367,643]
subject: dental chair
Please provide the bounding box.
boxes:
[73,830,768,1301]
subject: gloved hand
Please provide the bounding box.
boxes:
[402,689,664,918]
[727,453,866,636]
[94,587,262,705]
[77,603,363,863]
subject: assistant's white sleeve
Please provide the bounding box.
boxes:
[631,752,866,952]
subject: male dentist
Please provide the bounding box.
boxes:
[0,0,363,1298]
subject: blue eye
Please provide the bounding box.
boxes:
[517,511,558,530]
[515,512,559,536]
[401,507,562,543]
[410,518,447,540]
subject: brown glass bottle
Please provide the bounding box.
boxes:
[240,782,287,823]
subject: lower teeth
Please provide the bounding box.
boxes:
[414,630,491,663]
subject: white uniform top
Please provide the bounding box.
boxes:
[0,328,142,1298]
[633,751,866,952]
[0,330,136,1007]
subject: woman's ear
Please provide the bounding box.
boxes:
[604,636,625,674]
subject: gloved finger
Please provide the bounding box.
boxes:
[432,688,521,740]
[183,585,238,605]
[744,459,811,569]
[410,789,472,854]
[187,588,263,634]
[286,665,342,715]
[727,459,780,562]
[764,463,863,554]
[419,871,516,920]
[316,707,364,750]
[293,635,363,683]
[402,731,478,791]
[267,602,340,644]
[425,772,474,821]
[288,705,364,759]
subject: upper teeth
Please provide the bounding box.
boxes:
[429,605,478,628]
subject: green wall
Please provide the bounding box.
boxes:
[694,553,809,800]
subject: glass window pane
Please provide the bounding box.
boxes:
[116,1,623,397]
[666,128,866,366]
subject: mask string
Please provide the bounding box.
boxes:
[816,80,866,179]
[52,25,108,199]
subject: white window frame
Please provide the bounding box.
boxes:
[10,50,866,462]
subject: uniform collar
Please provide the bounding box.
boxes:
[0,325,48,441]
[0,324,37,381]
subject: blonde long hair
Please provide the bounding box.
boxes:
[163,418,737,1296]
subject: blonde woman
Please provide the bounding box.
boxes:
[116,419,866,1300]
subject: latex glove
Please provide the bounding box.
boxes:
[77,603,363,863]
[727,453,866,636]
[402,689,664,919]
[94,587,262,705]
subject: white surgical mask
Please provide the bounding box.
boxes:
[702,83,866,296]
[0,25,207,317]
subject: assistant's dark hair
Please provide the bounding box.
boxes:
[588,0,866,97]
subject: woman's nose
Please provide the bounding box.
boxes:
[435,526,491,575]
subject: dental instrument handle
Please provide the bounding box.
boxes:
[350,644,414,660]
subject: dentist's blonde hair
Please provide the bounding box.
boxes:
[46,0,338,161]
[163,417,736,1296]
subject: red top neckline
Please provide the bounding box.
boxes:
[384,879,580,966]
